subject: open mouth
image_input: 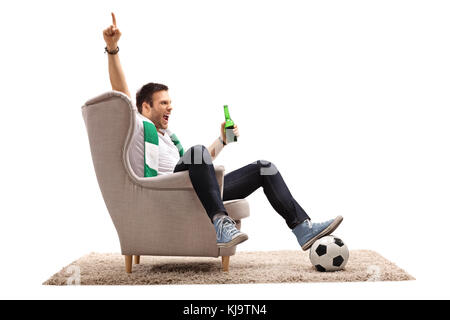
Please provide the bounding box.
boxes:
[163,115,169,121]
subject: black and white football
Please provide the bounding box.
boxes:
[309,235,349,272]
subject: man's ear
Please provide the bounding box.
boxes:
[142,101,152,115]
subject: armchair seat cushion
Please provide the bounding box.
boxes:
[224,199,250,221]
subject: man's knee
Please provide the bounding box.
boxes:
[193,145,212,165]
[181,144,212,165]
[257,159,278,176]
[192,144,207,153]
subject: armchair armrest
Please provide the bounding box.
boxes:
[130,165,225,191]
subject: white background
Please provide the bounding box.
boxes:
[0,0,449,299]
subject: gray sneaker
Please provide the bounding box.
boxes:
[293,216,343,251]
[213,216,248,248]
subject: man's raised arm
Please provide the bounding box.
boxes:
[103,13,131,98]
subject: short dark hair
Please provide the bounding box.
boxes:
[136,82,169,114]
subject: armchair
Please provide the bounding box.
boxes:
[81,91,250,273]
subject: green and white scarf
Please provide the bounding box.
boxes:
[143,121,184,177]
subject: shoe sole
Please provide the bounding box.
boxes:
[217,233,249,249]
[301,215,343,251]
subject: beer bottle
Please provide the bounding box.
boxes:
[223,105,237,143]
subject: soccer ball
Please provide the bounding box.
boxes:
[309,235,349,272]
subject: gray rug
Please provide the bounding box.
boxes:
[43,250,414,285]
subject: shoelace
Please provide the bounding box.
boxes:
[308,219,332,230]
[216,216,239,240]
[305,219,312,229]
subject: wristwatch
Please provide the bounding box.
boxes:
[219,136,227,146]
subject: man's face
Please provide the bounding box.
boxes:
[143,90,172,133]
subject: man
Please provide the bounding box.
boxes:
[102,13,343,250]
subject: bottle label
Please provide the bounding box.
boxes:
[225,128,237,143]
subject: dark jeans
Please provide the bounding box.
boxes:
[173,145,310,229]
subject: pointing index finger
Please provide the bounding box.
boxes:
[112,12,117,27]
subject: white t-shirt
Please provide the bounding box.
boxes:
[128,112,180,177]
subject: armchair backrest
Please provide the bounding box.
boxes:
[82,92,135,222]
[81,91,220,257]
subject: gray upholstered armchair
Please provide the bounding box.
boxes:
[81,91,250,273]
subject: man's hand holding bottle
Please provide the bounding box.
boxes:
[221,121,239,145]
[220,105,239,145]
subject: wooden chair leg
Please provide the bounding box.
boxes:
[134,255,140,265]
[222,256,230,272]
[125,255,133,273]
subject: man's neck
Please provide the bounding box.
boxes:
[141,114,164,134]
